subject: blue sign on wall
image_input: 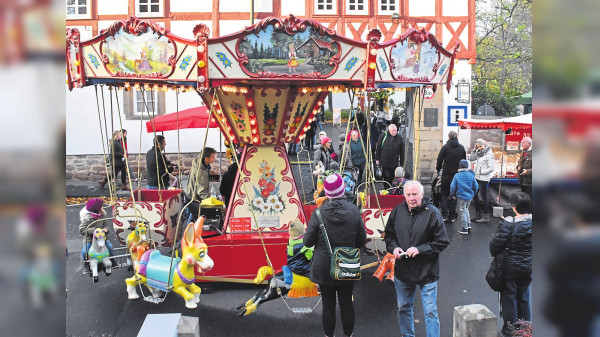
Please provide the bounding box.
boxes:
[447,106,468,126]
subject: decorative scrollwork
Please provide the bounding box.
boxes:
[102,16,167,37]
[193,23,210,39]
[366,29,382,43]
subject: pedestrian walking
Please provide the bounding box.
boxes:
[469,138,495,223]
[99,130,129,191]
[120,129,137,182]
[384,180,449,337]
[435,131,466,222]
[489,192,532,337]
[450,159,479,234]
[304,173,366,337]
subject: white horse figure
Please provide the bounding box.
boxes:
[88,228,112,283]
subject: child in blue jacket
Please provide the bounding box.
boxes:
[450,159,479,234]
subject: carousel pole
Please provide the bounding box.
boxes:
[364,91,372,203]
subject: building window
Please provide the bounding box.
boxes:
[136,91,157,116]
[136,0,164,17]
[347,0,368,15]
[379,0,397,13]
[315,0,336,14]
[123,90,165,120]
[66,0,91,20]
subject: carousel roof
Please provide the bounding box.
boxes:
[67,15,458,146]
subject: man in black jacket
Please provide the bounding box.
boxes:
[146,135,175,189]
[436,131,466,222]
[384,180,449,337]
[376,124,405,187]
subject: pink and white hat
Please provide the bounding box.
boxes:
[323,174,345,199]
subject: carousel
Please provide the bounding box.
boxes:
[67,14,457,293]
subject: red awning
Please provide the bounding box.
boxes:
[145,106,218,133]
[457,114,532,131]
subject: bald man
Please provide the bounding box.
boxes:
[376,124,405,186]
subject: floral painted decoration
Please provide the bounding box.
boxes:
[344,57,359,72]
[252,160,285,215]
[179,55,192,71]
[263,103,279,136]
[378,56,387,72]
[287,101,308,135]
[438,63,447,76]
[216,52,232,68]
[230,102,246,131]
[89,54,100,69]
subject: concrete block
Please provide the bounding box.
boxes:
[453,304,497,337]
[177,315,200,337]
[492,207,503,218]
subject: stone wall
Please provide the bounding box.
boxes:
[66,152,231,181]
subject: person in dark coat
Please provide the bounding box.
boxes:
[435,131,466,222]
[305,120,317,151]
[349,130,366,184]
[489,192,532,337]
[369,112,380,154]
[99,130,130,191]
[219,150,240,207]
[304,173,366,337]
[146,135,175,189]
[375,124,405,187]
[384,180,449,337]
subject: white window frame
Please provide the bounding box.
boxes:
[314,0,337,15]
[135,0,164,18]
[66,0,91,20]
[378,0,398,15]
[135,90,158,117]
[346,0,368,15]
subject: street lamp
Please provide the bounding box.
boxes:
[455,79,470,104]
[391,13,400,22]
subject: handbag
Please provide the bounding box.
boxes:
[316,209,361,281]
[375,164,383,180]
[486,218,515,291]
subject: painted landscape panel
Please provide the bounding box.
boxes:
[389,40,442,82]
[239,25,339,76]
[101,28,174,76]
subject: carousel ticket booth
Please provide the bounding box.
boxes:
[67,15,457,282]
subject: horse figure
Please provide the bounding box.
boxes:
[126,222,153,270]
[125,217,214,309]
[87,228,112,283]
[236,265,319,316]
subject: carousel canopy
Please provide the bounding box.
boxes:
[67,15,458,146]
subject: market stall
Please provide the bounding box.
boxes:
[458,113,532,206]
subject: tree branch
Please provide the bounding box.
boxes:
[476,0,520,46]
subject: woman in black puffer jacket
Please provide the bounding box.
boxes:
[304,174,366,337]
[489,192,532,337]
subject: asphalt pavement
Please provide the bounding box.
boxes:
[66,123,506,337]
